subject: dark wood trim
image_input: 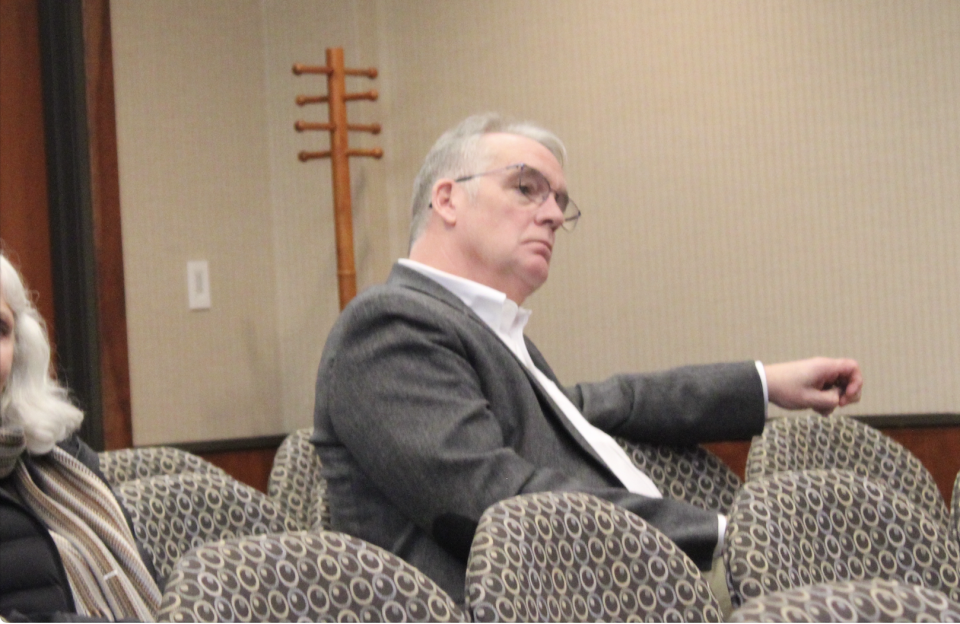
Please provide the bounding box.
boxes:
[82,0,133,450]
[706,418,960,505]
[170,435,288,494]
[170,434,288,455]
[196,446,280,494]
[853,413,960,429]
[108,437,288,493]
[702,440,750,482]
[37,0,104,449]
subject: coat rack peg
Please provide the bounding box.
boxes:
[294,47,384,310]
[298,150,332,162]
[343,89,378,102]
[344,67,378,78]
[295,121,334,132]
[296,94,329,106]
[348,122,381,134]
[292,63,332,75]
[346,148,384,158]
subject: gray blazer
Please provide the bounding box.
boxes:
[313,263,766,601]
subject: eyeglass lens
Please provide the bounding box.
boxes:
[519,166,580,229]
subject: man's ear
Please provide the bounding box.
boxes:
[430,178,459,226]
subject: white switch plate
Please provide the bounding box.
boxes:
[187,260,211,310]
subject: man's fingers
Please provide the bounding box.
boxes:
[810,385,845,416]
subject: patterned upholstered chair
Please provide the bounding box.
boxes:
[745,414,947,527]
[617,437,741,514]
[99,446,227,485]
[727,578,960,622]
[268,428,330,530]
[465,491,723,622]
[952,471,960,547]
[114,472,303,581]
[724,469,960,610]
[157,531,467,622]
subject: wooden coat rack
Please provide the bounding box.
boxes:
[294,47,383,309]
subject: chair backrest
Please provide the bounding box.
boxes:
[724,469,960,609]
[99,446,227,485]
[727,578,960,622]
[744,415,947,526]
[465,491,723,622]
[617,437,741,514]
[157,531,467,622]
[268,428,330,530]
[952,470,960,547]
[114,472,303,581]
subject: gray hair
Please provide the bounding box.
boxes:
[1,251,83,454]
[408,113,566,247]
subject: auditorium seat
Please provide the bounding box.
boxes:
[268,427,330,530]
[952,470,960,546]
[724,469,960,610]
[156,530,467,622]
[617,438,741,514]
[114,471,302,581]
[727,578,960,622]
[465,491,723,622]
[744,414,947,527]
[99,446,227,485]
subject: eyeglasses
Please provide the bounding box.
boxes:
[455,163,582,232]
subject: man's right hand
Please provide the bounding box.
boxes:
[765,357,863,416]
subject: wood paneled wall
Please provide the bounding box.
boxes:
[0,0,56,335]
[197,446,279,494]
[82,0,133,450]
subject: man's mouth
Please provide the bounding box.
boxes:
[527,239,553,258]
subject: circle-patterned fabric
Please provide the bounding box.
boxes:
[727,578,960,623]
[724,469,960,609]
[268,428,331,530]
[744,414,947,527]
[157,531,467,623]
[465,491,722,623]
[616,438,741,514]
[952,471,960,549]
[99,446,228,485]
[114,472,303,580]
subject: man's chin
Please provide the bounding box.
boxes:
[523,264,551,294]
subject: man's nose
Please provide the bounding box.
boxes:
[537,193,565,230]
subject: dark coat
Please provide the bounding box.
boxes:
[313,263,766,601]
[0,435,150,621]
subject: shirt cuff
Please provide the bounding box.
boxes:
[714,514,727,560]
[755,360,769,420]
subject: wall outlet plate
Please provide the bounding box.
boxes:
[187,260,211,310]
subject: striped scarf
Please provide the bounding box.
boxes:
[0,427,160,621]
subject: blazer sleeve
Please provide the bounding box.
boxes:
[318,290,725,568]
[526,342,766,445]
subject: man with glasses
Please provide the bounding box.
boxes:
[312,113,862,603]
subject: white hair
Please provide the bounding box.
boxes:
[408,112,567,248]
[1,252,83,454]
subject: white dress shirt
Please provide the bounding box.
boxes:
[398,259,770,556]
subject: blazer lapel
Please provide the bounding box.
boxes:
[387,263,622,483]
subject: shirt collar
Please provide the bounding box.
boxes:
[398,259,532,337]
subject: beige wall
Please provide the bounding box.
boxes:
[111,0,960,445]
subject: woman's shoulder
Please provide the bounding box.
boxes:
[57,434,100,474]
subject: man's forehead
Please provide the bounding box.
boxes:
[480,133,565,181]
[482,132,551,157]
